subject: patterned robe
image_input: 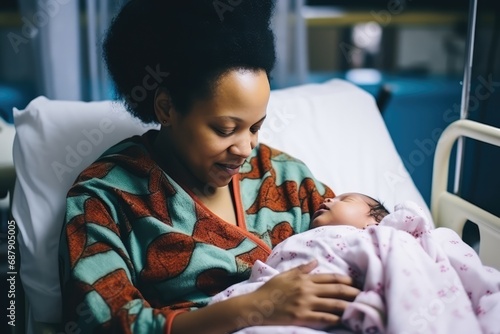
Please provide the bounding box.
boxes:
[59,130,334,333]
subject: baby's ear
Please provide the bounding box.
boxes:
[366,220,379,228]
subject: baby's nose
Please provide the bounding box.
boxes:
[324,198,333,203]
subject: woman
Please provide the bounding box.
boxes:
[58,1,359,333]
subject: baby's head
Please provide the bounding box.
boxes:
[311,193,389,229]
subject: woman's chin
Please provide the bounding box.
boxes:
[193,177,233,196]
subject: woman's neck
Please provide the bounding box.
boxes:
[151,129,225,201]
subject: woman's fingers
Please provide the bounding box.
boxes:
[310,295,352,314]
[310,272,356,285]
[313,278,360,302]
[292,309,344,329]
[309,272,361,301]
[251,261,362,328]
[280,262,361,301]
[295,259,319,274]
[314,285,359,303]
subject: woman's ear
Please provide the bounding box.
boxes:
[154,88,172,126]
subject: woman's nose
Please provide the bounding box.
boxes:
[230,134,256,158]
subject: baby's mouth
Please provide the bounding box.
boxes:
[312,208,327,220]
[312,202,331,220]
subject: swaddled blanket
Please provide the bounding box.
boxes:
[210,201,500,334]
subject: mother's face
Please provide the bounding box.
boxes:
[156,69,270,190]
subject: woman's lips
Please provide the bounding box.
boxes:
[216,163,242,176]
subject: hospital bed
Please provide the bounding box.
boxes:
[5,78,500,333]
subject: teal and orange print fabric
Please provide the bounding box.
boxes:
[59,130,334,333]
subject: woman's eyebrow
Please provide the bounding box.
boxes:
[215,115,267,124]
[254,115,267,123]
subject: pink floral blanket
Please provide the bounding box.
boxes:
[210,201,500,333]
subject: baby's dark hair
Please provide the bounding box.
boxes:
[103,0,276,123]
[365,195,390,223]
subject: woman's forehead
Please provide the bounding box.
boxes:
[189,69,270,120]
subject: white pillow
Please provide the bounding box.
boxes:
[261,79,429,216]
[11,79,428,325]
[12,97,157,323]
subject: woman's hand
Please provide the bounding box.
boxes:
[246,259,360,329]
[172,260,360,334]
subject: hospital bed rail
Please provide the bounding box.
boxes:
[431,119,500,269]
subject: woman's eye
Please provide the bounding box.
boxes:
[214,125,261,136]
[215,128,235,136]
[250,126,261,134]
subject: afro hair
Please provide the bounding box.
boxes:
[103,0,276,123]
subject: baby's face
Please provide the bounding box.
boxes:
[311,193,379,229]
